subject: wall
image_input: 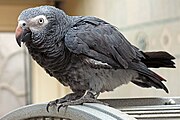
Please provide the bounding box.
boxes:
[0,33,26,116]
[0,1,54,116]
[0,0,53,32]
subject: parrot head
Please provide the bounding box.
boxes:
[15,6,69,47]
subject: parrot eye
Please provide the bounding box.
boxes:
[22,22,26,27]
[38,18,44,24]
[19,21,27,28]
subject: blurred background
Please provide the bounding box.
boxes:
[0,0,180,117]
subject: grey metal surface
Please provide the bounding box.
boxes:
[2,97,180,120]
[0,103,136,120]
[101,97,180,107]
[101,97,180,120]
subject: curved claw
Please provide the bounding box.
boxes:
[57,104,63,112]
[46,103,51,112]
[46,100,58,112]
[57,102,70,112]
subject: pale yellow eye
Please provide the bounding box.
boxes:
[38,18,44,24]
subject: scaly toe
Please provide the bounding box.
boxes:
[57,98,109,111]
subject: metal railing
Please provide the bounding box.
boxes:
[0,102,136,120]
[1,97,180,120]
[102,97,180,120]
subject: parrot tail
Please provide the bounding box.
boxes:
[141,51,175,68]
[131,51,176,93]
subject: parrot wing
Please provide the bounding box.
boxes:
[65,17,144,69]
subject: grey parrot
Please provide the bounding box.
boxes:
[15,6,175,111]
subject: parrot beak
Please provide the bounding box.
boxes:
[15,25,31,47]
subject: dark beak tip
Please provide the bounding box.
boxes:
[17,40,22,47]
[16,35,22,47]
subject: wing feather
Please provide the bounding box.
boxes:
[65,17,143,69]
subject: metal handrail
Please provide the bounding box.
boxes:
[0,103,136,120]
[101,97,180,120]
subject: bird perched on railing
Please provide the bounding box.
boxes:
[15,6,175,112]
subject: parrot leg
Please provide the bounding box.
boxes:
[46,91,85,112]
[57,91,108,112]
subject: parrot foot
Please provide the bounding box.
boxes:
[57,97,108,112]
[57,91,108,112]
[46,91,85,112]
